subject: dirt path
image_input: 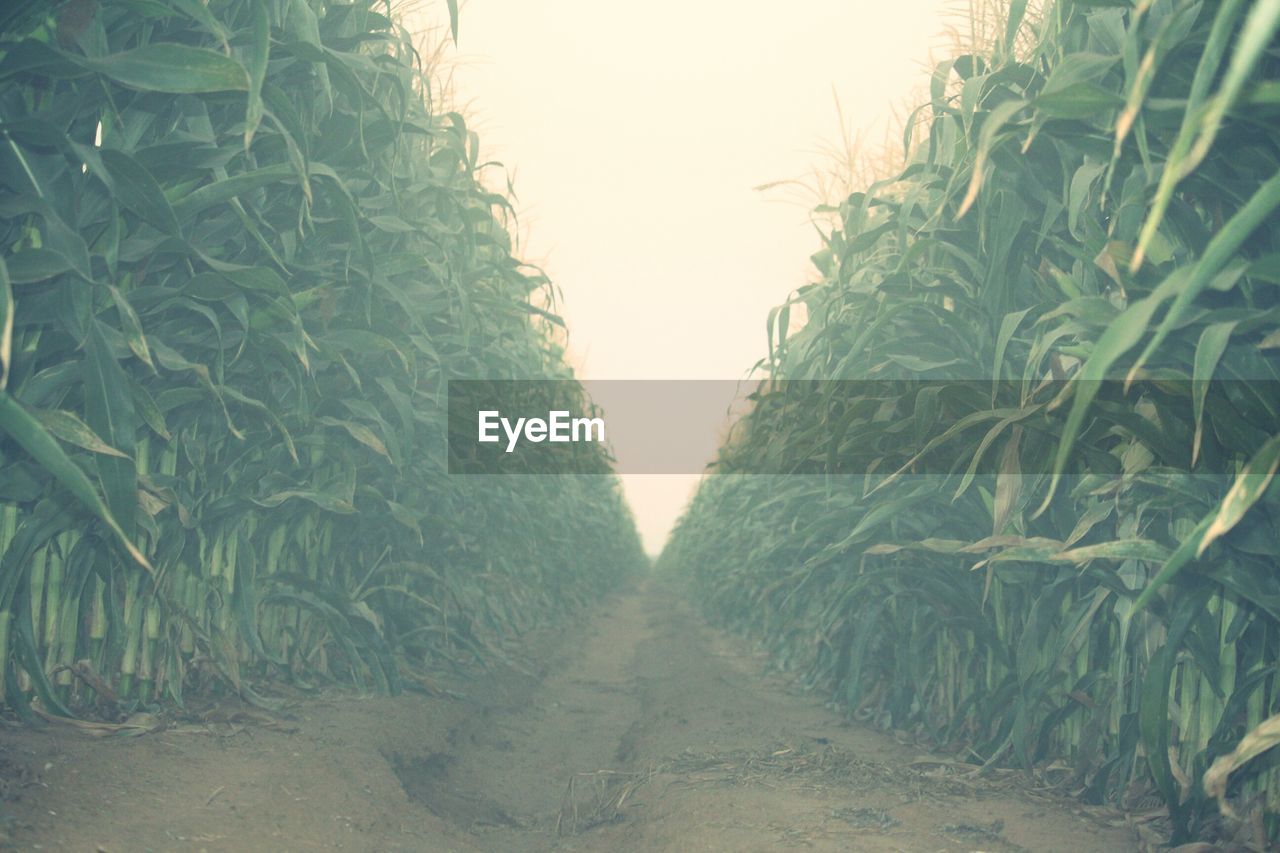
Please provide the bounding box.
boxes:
[0,577,1138,851]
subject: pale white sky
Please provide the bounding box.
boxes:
[409,1,953,553]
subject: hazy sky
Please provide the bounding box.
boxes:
[409,1,953,552]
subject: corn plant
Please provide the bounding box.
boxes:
[663,0,1280,842]
[0,0,643,720]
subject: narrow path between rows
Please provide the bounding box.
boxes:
[0,577,1138,851]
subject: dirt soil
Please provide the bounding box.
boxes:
[0,577,1140,852]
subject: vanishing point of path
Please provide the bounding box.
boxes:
[0,578,1137,851]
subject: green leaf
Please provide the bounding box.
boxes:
[4,249,73,284]
[1128,171,1280,381]
[1002,0,1028,57]
[0,39,86,81]
[1038,269,1187,514]
[0,257,11,390]
[171,165,295,221]
[1182,0,1280,180]
[243,2,270,150]
[106,285,156,372]
[1055,539,1171,564]
[385,500,423,546]
[318,416,390,459]
[1191,321,1237,465]
[253,490,356,514]
[1131,0,1248,268]
[0,393,150,572]
[98,150,182,238]
[1197,433,1280,557]
[1132,511,1215,613]
[1139,620,1192,834]
[33,408,130,458]
[82,322,138,537]
[957,99,1028,218]
[1034,83,1123,119]
[1205,711,1280,814]
[78,44,250,94]
[169,0,232,50]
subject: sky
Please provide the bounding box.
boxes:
[407,1,955,553]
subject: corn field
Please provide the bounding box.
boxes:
[662,0,1280,843]
[0,0,644,721]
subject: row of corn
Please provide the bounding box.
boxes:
[0,0,644,719]
[661,0,1280,843]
